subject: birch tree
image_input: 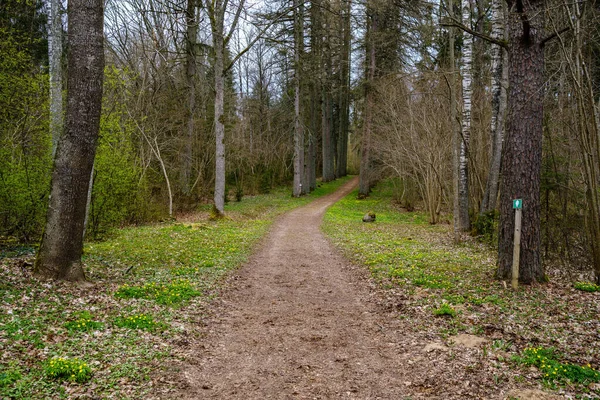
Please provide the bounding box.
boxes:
[456,0,472,232]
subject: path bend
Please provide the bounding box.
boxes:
[179,177,411,399]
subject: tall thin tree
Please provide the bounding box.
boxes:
[48,0,63,158]
[457,0,472,232]
[358,4,377,198]
[480,0,508,213]
[292,0,305,197]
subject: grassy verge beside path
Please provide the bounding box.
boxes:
[0,176,352,399]
[322,180,600,397]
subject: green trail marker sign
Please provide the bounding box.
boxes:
[513,199,522,209]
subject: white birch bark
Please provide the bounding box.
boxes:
[449,1,460,241]
[458,0,472,231]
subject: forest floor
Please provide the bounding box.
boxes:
[1,177,599,399]
[173,178,599,399]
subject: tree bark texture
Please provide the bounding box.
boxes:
[213,29,226,215]
[359,11,376,198]
[497,0,545,283]
[481,0,508,213]
[307,0,322,192]
[449,0,460,241]
[458,0,473,231]
[48,0,63,158]
[321,20,335,183]
[336,0,351,178]
[35,0,104,281]
[293,0,305,197]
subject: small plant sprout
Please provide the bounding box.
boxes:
[113,314,158,330]
[44,357,92,383]
[514,347,600,385]
[64,311,104,333]
[433,303,457,317]
[573,281,600,293]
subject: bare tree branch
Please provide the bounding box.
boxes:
[441,18,509,49]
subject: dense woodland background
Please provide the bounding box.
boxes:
[1,0,599,281]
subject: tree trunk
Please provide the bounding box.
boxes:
[213,25,226,215]
[293,0,305,197]
[449,0,460,241]
[481,0,508,213]
[359,11,376,198]
[35,0,104,281]
[48,0,63,158]
[181,0,197,196]
[307,0,322,192]
[497,0,545,283]
[336,0,351,178]
[457,0,472,232]
[321,19,335,183]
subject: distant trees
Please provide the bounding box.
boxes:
[0,0,599,284]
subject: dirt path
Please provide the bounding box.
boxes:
[176,177,416,398]
[175,178,521,399]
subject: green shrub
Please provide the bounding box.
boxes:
[88,69,145,238]
[472,210,498,245]
[44,357,92,383]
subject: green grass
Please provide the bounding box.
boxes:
[322,178,600,396]
[0,176,353,399]
[115,279,202,305]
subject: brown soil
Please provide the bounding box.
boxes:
[174,178,551,399]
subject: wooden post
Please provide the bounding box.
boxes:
[512,205,522,290]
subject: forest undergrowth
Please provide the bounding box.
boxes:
[322,180,600,398]
[0,177,352,399]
